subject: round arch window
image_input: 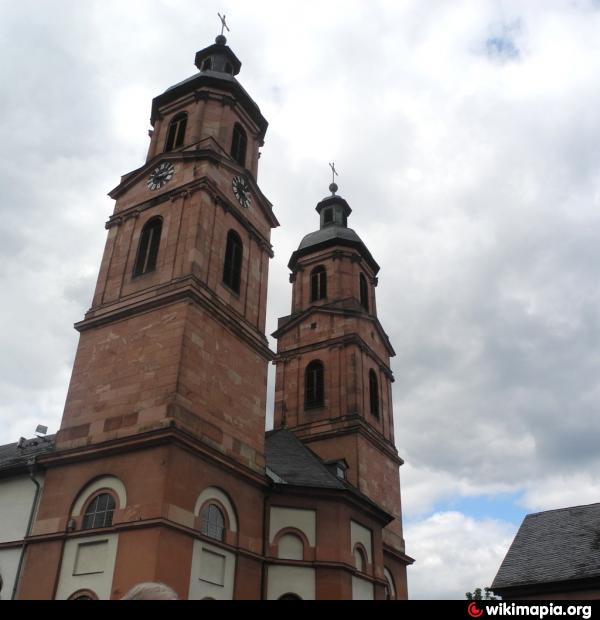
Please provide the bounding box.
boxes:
[353,544,368,573]
[68,589,99,600]
[200,503,226,541]
[384,567,396,600]
[82,492,116,530]
[278,593,302,600]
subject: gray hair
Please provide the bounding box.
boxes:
[121,582,178,600]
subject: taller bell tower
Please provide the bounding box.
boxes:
[60,32,278,468]
[18,34,278,600]
[273,182,408,581]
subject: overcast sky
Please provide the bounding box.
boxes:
[2,0,600,600]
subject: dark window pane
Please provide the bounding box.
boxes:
[369,370,379,418]
[134,218,162,277]
[165,123,177,152]
[174,116,187,148]
[98,493,109,511]
[305,361,324,408]
[310,267,326,302]
[360,274,369,311]
[200,503,225,541]
[165,113,187,152]
[83,493,116,530]
[223,231,243,293]
[231,124,247,167]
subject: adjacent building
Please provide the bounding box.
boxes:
[492,503,600,599]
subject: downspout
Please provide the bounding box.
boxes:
[11,458,41,600]
[261,487,269,600]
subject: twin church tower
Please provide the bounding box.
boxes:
[18,33,412,600]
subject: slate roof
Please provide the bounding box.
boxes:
[289,225,380,274]
[492,503,600,590]
[0,435,55,475]
[265,428,345,490]
[164,69,237,93]
[151,70,268,134]
[297,226,364,253]
[265,429,395,524]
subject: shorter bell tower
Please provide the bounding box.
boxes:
[273,182,408,570]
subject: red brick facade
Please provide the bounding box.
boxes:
[16,35,412,600]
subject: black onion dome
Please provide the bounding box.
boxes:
[289,191,379,274]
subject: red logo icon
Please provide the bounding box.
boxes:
[468,602,484,618]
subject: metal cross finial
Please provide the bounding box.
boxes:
[218,13,230,36]
[328,162,339,195]
[329,162,338,184]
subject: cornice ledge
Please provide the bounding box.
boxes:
[273,333,394,380]
[38,425,269,488]
[76,279,275,361]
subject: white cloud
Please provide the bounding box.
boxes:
[406,511,516,599]
[520,473,600,513]
[401,464,518,517]
[3,0,600,599]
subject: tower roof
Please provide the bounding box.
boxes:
[150,36,268,138]
[266,428,345,490]
[194,35,242,76]
[288,190,379,274]
[265,428,395,522]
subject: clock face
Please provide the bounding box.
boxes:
[232,175,252,209]
[147,162,175,191]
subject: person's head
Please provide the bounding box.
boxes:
[121,582,178,600]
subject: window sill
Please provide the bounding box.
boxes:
[132,268,157,280]
[221,282,241,298]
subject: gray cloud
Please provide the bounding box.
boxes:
[3,0,600,599]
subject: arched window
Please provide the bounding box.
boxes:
[277,533,304,561]
[68,589,98,600]
[223,230,243,293]
[200,503,226,541]
[310,266,327,302]
[278,593,302,600]
[354,544,368,573]
[369,369,379,418]
[305,360,324,409]
[164,112,187,152]
[231,123,247,167]
[82,492,116,530]
[133,217,162,277]
[360,273,369,311]
[384,568,396,600]
[201,57,212,71]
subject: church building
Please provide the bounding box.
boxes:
[0,32,412,600]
